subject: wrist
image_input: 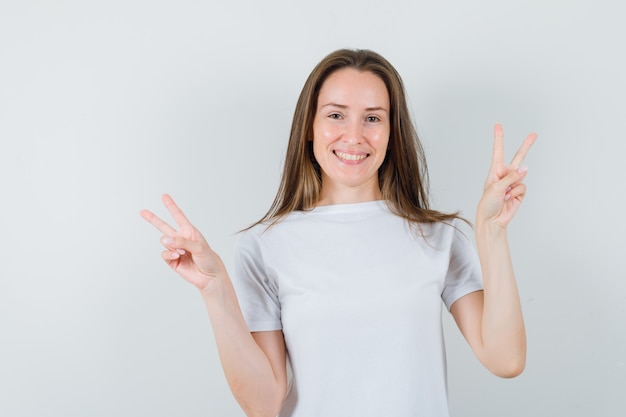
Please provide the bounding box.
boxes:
[198,273,229,299]
[475,220,508,242]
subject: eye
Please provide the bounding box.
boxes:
[328,113,342,120]
[366,115,381,123]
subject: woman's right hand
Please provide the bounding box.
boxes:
[140,194,225,290]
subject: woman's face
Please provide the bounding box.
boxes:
[312,68,390,205]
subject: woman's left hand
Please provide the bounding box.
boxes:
[476,124,537,229]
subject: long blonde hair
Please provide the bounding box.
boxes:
[249,49,463,229]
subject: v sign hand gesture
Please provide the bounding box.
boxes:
[453,124,534,377]
[140,194,226,291]
[141,197,288,414]
[477,124,537,229]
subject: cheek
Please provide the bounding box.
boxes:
[371,128,390,150]
[312,126,338,161]
[313,122,337,143]
[311,131,326,161]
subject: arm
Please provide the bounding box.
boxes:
[202,280,287,417]
[451,124,536,378]
[141,194,287,416]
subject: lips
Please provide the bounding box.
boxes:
[334,150,368,161]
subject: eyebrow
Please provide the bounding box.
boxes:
[320,103,389,113]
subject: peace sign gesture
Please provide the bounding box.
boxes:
[140,194,226,290]
[477,124,537,228]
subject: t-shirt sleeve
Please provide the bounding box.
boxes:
[441,222,484,311]
[232,236,282,332]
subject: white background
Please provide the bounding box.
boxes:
[1,0,624,416]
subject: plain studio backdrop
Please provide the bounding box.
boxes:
[1,1,624,416]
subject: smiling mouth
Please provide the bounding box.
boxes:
[334,151,368,161]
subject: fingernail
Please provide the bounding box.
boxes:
[177,249,185,255]
[504,193,512,201]
[518,166,528,174]
[162,237,174,245]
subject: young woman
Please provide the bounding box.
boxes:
[141,49,536,417]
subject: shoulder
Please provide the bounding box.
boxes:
[405,218,474,256]
[235,212,304,253]
[236,223,267,255]
[417,217,469,237]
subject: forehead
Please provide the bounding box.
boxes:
[317,68,389,107]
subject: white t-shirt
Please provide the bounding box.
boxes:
[232,200,483,417]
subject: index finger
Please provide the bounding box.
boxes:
[491,123,505,168]
[162,194,193,228]
[509,132,538,169]
[140,209,177,235]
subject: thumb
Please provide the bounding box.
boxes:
[161,235,206,255]
[496,166,528,194]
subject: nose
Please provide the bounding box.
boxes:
[342,119,363,145]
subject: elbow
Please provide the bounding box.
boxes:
[491,356,526,378]
[245,409,281,417]
[243,401,283,417]
[230,378,285,417]
[481,334,527,378]
[479,344,526,378]
[238,398,283,417]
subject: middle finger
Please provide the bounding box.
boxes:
[140,209,177,235]
[509,132,537,169]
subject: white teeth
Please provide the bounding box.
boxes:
[335,151,366,161]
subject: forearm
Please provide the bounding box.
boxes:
[476,222,527,377]
[200,277,285,417]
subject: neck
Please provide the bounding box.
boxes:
[316,182,383,207]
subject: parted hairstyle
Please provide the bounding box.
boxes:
[249,48,463,229]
